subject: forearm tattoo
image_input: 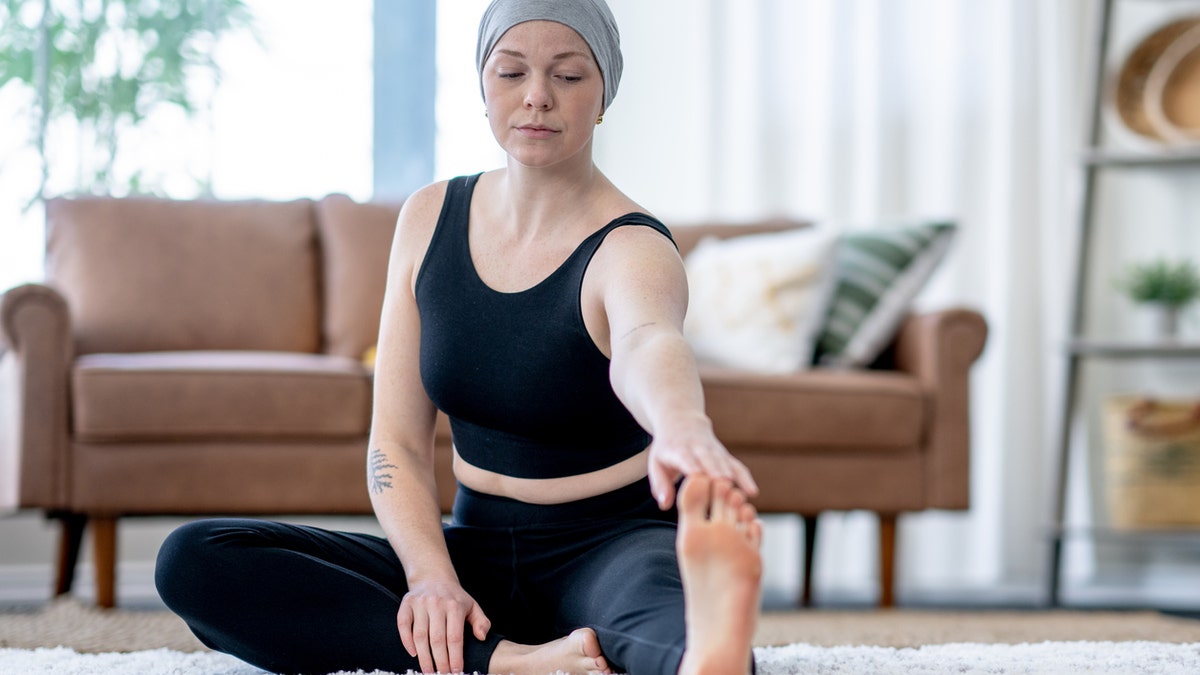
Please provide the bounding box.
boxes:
[368,448,398,494]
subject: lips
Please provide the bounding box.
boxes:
[517,124,558,139]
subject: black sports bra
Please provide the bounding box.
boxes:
[415,173,674,479]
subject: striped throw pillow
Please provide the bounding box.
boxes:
[815,222,956,367]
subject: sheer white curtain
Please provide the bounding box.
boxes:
[597,0,1091,599]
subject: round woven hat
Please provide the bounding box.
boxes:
[1111,16,1200,144]
[1144,22,1200,145]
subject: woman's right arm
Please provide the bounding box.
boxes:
[367,182,490,675]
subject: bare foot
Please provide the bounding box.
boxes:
[676,474,763,675]
[488,627,611,675]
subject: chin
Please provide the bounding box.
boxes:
[506,144,591,171]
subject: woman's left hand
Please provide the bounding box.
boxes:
[647,414,759,509]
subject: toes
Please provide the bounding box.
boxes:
[573,627,603,658]
[678,474,712,521]
[747,518,764,549]
[738,503,757,528]
[715,478,756,524]
[709,478,733,521]
[572,628,610,674]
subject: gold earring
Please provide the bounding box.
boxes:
[596,112,604,125]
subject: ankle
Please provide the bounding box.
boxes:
[679,650,752,675]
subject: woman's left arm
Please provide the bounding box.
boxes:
[595,227,759,510]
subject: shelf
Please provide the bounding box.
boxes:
[1067,339,1200,358]
[1082,148,1200,168]
[1051,526,1200,547]
[1048,0,1200,608]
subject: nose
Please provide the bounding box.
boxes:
[524,77,552,110]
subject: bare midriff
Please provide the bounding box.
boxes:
[453,447,651,504]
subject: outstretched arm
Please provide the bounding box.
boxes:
[595,227,758,509]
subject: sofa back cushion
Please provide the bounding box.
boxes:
[315,195,402,358]
[46,196,321,355]
[670,220,808,258]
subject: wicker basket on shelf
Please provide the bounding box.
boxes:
[1104,396,1200,529]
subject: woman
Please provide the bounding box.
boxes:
[156,1,763,673]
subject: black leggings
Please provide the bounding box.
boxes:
[155,478,687,675]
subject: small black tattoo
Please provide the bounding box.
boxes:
[368,448,398,494]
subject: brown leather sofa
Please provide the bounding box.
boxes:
[0,195,987,609]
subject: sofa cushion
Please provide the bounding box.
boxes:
[72,351,371,441]
[670,220,808,259]
[45,197,321,355]
[699,365,924,449]
[316,195,403,358]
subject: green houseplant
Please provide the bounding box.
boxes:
[1115,258,1200,339]
[0,0,255,203]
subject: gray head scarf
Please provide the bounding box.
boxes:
[476,0,623,112]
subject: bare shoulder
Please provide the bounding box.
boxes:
[396,180,449,242]
[388,180,451,294]
[597,214,681,270]
[589,212,687,311]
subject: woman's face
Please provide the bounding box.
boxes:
[481,20,605,170]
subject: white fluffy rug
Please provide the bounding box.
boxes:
[3,641,1200,675]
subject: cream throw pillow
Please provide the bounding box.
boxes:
[683,228,837,373]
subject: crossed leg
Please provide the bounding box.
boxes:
[488,629,611,675]
[156,475,761,675]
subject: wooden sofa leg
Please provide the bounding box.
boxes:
[92,516,118,609]
[879,513,897,608]
[801,514,819,607]
[53,513,88,596]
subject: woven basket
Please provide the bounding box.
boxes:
[1103,396,1200,529]
[1111,17,1200,144]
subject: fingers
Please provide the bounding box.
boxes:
[730,457,759,497]
[467,603,492,641]
[648,458,681,510]
[411,608,434,673]
[703,454,757,499]
[400,593,488,674]
[651,434,758,502]
[428,609,451,673]
[443,604,465,674]
[397,603,416,658]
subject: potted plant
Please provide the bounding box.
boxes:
[1115,258,1200,339]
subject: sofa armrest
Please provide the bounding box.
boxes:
[1,283,74,510]
[891,307,988,510]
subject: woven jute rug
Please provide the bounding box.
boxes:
[1,597,1199,654]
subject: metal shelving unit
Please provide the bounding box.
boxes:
[1047,0,1200,606]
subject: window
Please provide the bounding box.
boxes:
[434,0,504,180]
[0,1,373,292]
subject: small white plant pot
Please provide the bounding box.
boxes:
[1142,302,1183,340]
